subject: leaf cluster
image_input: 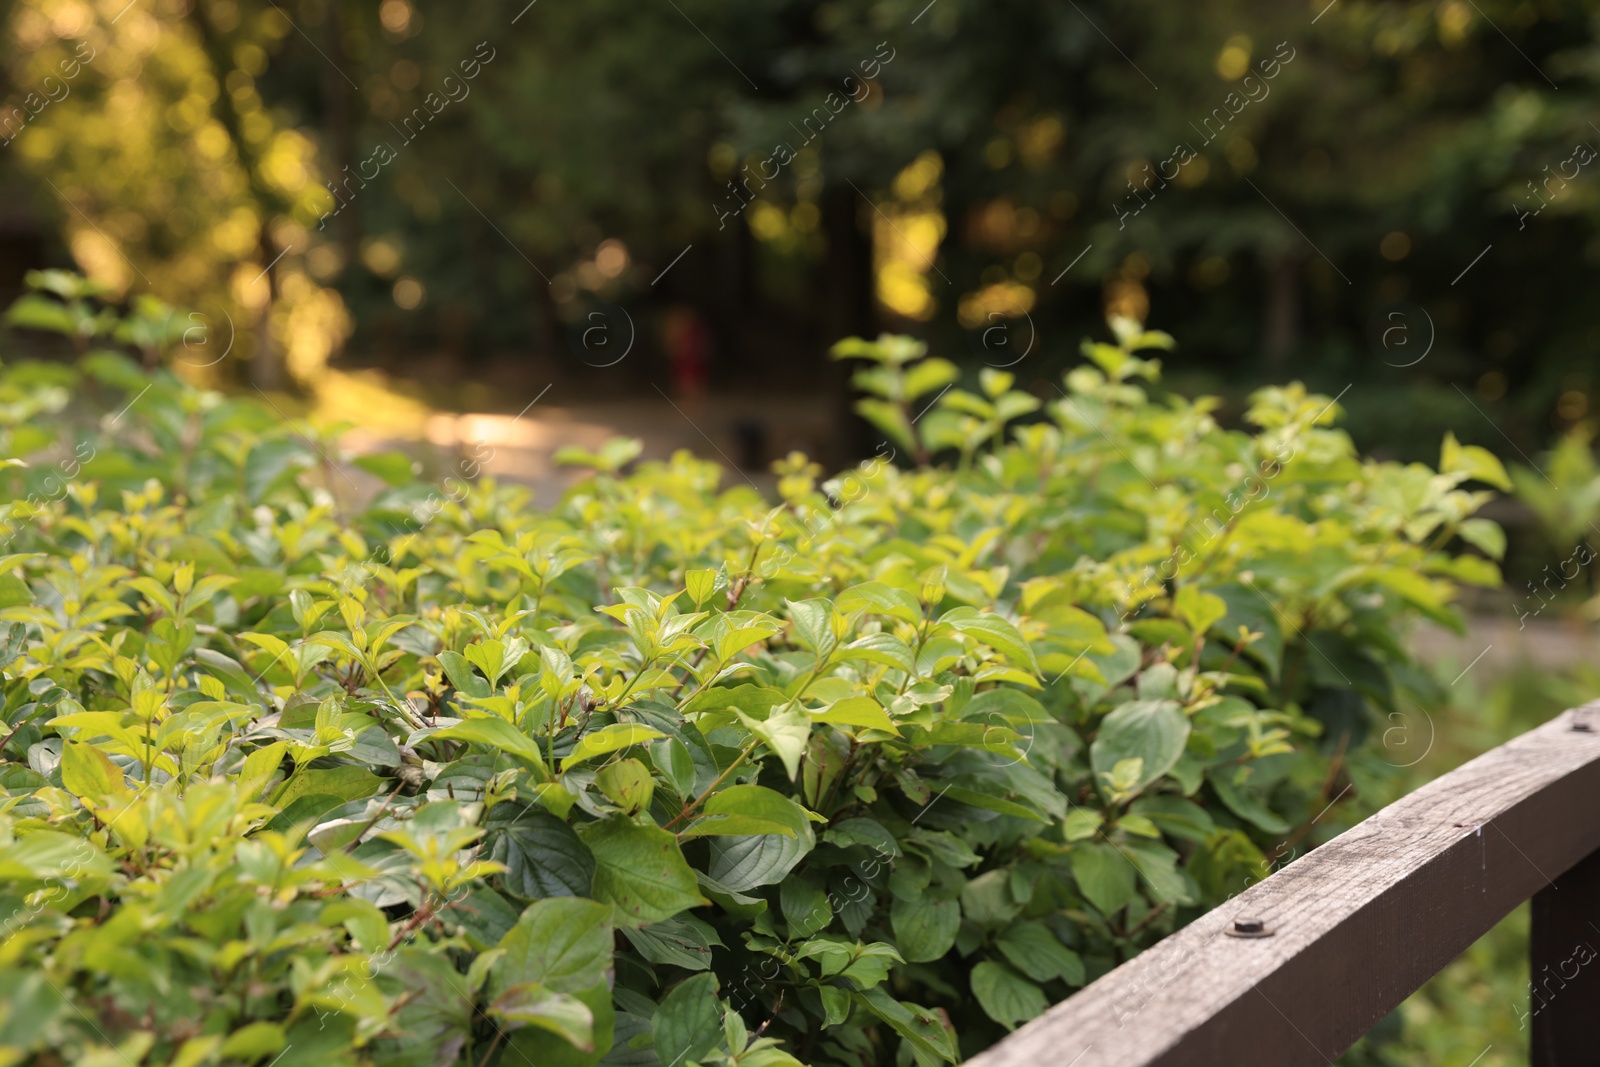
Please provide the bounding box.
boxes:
[0,325,1506,1065]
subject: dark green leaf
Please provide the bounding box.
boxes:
[970,960,1047,1030]
[487,804,595,899]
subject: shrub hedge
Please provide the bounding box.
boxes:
[0,310,1507,1066]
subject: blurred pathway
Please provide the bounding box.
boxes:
[343,392,841,505]
[1409,615,1593,683]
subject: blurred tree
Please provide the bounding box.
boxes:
[0,0,1597,463]
[0,0,344,388]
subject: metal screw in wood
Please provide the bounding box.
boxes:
[1226,917,1274,939]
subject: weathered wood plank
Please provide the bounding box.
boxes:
[966,703,1600,1067]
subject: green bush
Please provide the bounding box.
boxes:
[0,306,1506,1066]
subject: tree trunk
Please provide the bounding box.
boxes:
[1261,251,1299,372]
[321,0,359,270]
[188,4,290,388]
[252,224,281,391]
[820,183,878,465]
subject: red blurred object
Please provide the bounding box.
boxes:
[664,305,710,410]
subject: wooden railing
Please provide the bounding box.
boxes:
[965,703,1600,1067]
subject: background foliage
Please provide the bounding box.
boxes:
[0,0,1597,459]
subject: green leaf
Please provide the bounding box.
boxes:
[491,896,614,997]
[273,765,381,810]
[428,717,547,773]
[996,920,1084,985]
[837,581,923,624]
[501,982,614,1067]
[837,632,917,674]
[219,1022,287,1059]
[238,742,288,799]
[1173,585,1228,635]
[244,439,314,503]
[437,650,491,700]
[651,736,697,798]
[1090,699,1188,796]
[1062,808,1103,842]
[487,804,596,899]
[595,758,654,814]
[682,784,811,839]
[352,450,418,487]
[784,597,835,657]
[578,816,708,926]
[0,620,28,672]
[561,723,665,771]
[715,625,782,662]
[684,683,787,719]
[961,687,1052,726]
[60,741,127,801]
[937,782,1049,822]
[1128,795,1217,842]
[706,820,816,892]
[1457,517,1506,560]
[1120,838,1198,905]
[904,357,960,401]
[839,942,904,988]
[823,818,901,858]
[653,974,724,1067]
[1209,771,1291,834]
[0,830,112,882]
[940,607,1040,673]
[734,705,811,780]
[1209,584,1284,680]
[780,876,834,938]
[808,696,899,735]
[5,293,76,335]
[555,436,642,472]
[854,398,915,454]
[464,639,524,688]
[321,899,390,953]
[1070,841,1138,916]
[853,988,958,1064]
[971,960,1047,1030]
[622,915,722,971]
[1073,632,1142,705]
[192,647,262,699]
[890,896,960,963]
[349,726,401,769]
[684,568,719,609]
[1442,431,1513,490]
[492,983,595,1051]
